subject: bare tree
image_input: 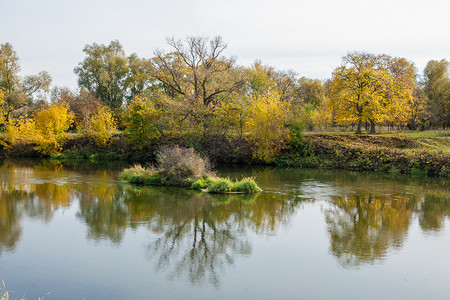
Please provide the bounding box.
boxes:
[149,36,242,108]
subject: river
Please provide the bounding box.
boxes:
[1,160,449,299]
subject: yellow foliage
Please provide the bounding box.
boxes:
[330,65,389,125]
[33,102,74,155]
[82,106,117,147]
[2,116,36,147]
[245,92,292,162]
[0,88,7,126]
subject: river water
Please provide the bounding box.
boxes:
[0,160,449,300]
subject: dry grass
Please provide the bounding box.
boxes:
[120,145,215,186]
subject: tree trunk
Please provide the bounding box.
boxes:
[370,121,376,133]
[356,118,362,134]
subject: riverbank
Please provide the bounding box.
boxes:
[279,133,450,177]
[1,132,449,178]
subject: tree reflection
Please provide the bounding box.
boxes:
[323,172,450,268]
[0,185,24,255]
[0,160,122,252]
[325,192,414,267]
[123,186,296,286]
[418,192,450,232]
[1,160,450,284]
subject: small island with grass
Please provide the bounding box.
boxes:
[120,145,261,194]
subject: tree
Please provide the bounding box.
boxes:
[146,36,244,137]
[33,102,74,155]
[0,88,6,125]
[0,43,20,94]
[423,59,450,128]
[330,52,390,133]
[295,77,326,109]
[22,71,52,101]
[126,53,154,100]
[54,87,103,130]
[245,91,292,162]
[124,95,165,148]
[383,57,417,130]
[82,105,117,147]
[74,40,129,109]
[149,36,242,108]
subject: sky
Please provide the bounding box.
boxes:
[2,0,450,90]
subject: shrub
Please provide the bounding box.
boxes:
[82,106,117,147]
[33,102,74,155]
[157,145,213,177]
[2,116,36,147]
[121,146,215,187]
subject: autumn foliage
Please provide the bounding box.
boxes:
[1,39,449,163]
[33,103,74,155]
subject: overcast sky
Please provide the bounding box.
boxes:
[2,0,450,89]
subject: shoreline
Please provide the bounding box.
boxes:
[1,132,449,178]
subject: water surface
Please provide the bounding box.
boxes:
[1,160,449,299]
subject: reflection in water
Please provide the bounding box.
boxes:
[318,172,449,268]
[0,161,449,283]
[123,187,296,285]
[325,193,413,267]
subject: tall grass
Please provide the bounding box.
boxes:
[1,280,29,300]
[191,177,261,194]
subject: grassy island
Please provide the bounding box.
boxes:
[120,145,261,194]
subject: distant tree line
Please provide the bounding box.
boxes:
[0,37,449,161]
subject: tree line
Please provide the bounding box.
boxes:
[0,37,449,161]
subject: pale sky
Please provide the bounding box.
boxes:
[2,0,450,89]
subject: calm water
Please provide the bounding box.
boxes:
[1,160,449,300]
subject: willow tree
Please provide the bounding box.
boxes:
[330,52,390,133]
[0,43,20,95]
[74,40,129,109]
[148,36,244,136]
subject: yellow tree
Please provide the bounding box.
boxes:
[330,52,390,133]
[384,57,417,130]
[33,102,74,155]
[0,88,7,125]
[245,91,292,162]
[82,105,117,147]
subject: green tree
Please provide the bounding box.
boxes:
[74,40,130,109]
[22,71,52,101]
[0,43,20,94]
[423,59,450,128]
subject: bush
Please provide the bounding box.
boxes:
[157,145,213,177]
[121,146,214,187]
[82,106,117,147]
[33,102,74,155]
